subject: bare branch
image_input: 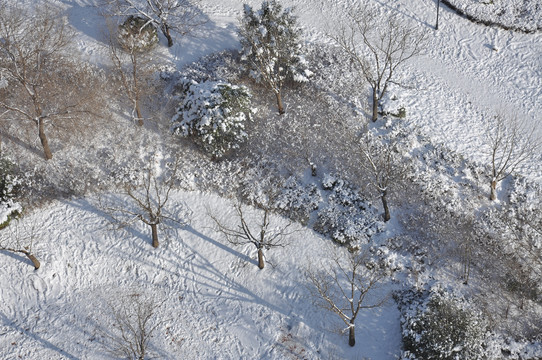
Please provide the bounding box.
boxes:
[208,199,293,269]
[306,245,389,347]
[330,6,425,122]
[100,153,190,248]
[486,113,541,200]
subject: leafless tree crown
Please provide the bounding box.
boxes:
[209,200,293,269]
[306,245,389,346]
[0,2,104,160]
[331,8,425,122]
[100,289,166,360]
[485,113,541,200]
[101,153,190,248]
[102,0,206,47]
[0,218,40,269]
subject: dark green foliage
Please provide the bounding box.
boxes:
[398,289,487,360]
[118,16,158,52]
[0,157,21,228]
[172,79,253,158]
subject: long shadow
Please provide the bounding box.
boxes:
[373,0,432,29]
[184,225,255,266]
[61,197,150,247]
[0,250,36,269]
[175,240,289,317]
[59,0,110,47]
[0,311,79,360]
[1,132,42,158]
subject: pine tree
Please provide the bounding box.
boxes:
[238,0,311,115]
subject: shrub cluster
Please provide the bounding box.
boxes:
[313,173,383,247]
[171,78,254,158]
[397,288,487,360]
[274,176,321,225]
[0,157,22,228]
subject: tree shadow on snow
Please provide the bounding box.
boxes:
[171,228,290,317]
[373,0,433,29]
[61,198,151,249]
[0,250,36,269]
[0,311,79,360]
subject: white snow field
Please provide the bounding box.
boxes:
[0,191,402,359]
[0,0,541,359]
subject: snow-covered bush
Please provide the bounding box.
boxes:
[171,78,254,158]
[274,176,321,225]
[118,16,158,52]
[314,174,383,247]
[398,288,487,360]
[0,157,22,229]
[380,91,406,118]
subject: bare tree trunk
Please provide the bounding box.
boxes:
[257,248,265,269]
[151,223,159,248]
[348,322,355,347]
[381,190,391,222]
[38,119,53,160]
[22,250,40,269]
[371,86,378,122]
[3,248,40,269]
[275,91,285,115]
[135,101,144,127]
[490,180,497,201]
[161,24,174,48]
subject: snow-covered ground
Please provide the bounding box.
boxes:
[0,191,401,359]
[64,0,542,179]
[1,0,541,358]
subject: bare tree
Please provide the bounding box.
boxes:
[100,289,166,360]
[0,2,101,160]
[102,153,190,248]
[209,200,292,269]
[103,0,206,47]
[0,218,40,269]
[106,17,156,127]
[306,245,389,347]
[359,128,408,222]
[331,8,425,122]
[485,114,540,201]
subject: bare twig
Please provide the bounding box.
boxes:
[208,199,294,269]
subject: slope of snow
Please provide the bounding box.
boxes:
[0,191,401,359]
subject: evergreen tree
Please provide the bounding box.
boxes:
[238,0,311,115]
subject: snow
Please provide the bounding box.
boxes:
[0,191,402,359]
[1,0,541,358]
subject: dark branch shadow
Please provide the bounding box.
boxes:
[0,311,79,360]
[0,249,36,269]
[184,225,255,266]
[373,0,432,29]
[61,198,150,247]
[1,131,42,158]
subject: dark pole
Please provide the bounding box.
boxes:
[435,0,441,30]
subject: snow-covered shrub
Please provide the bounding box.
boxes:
[380,88,406,118]
[397,288,487,360]
[0,157,22,229]
[314,174,383,246]
[171,78,254,158]
[118,16,158,52]
[274,176,321,225]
